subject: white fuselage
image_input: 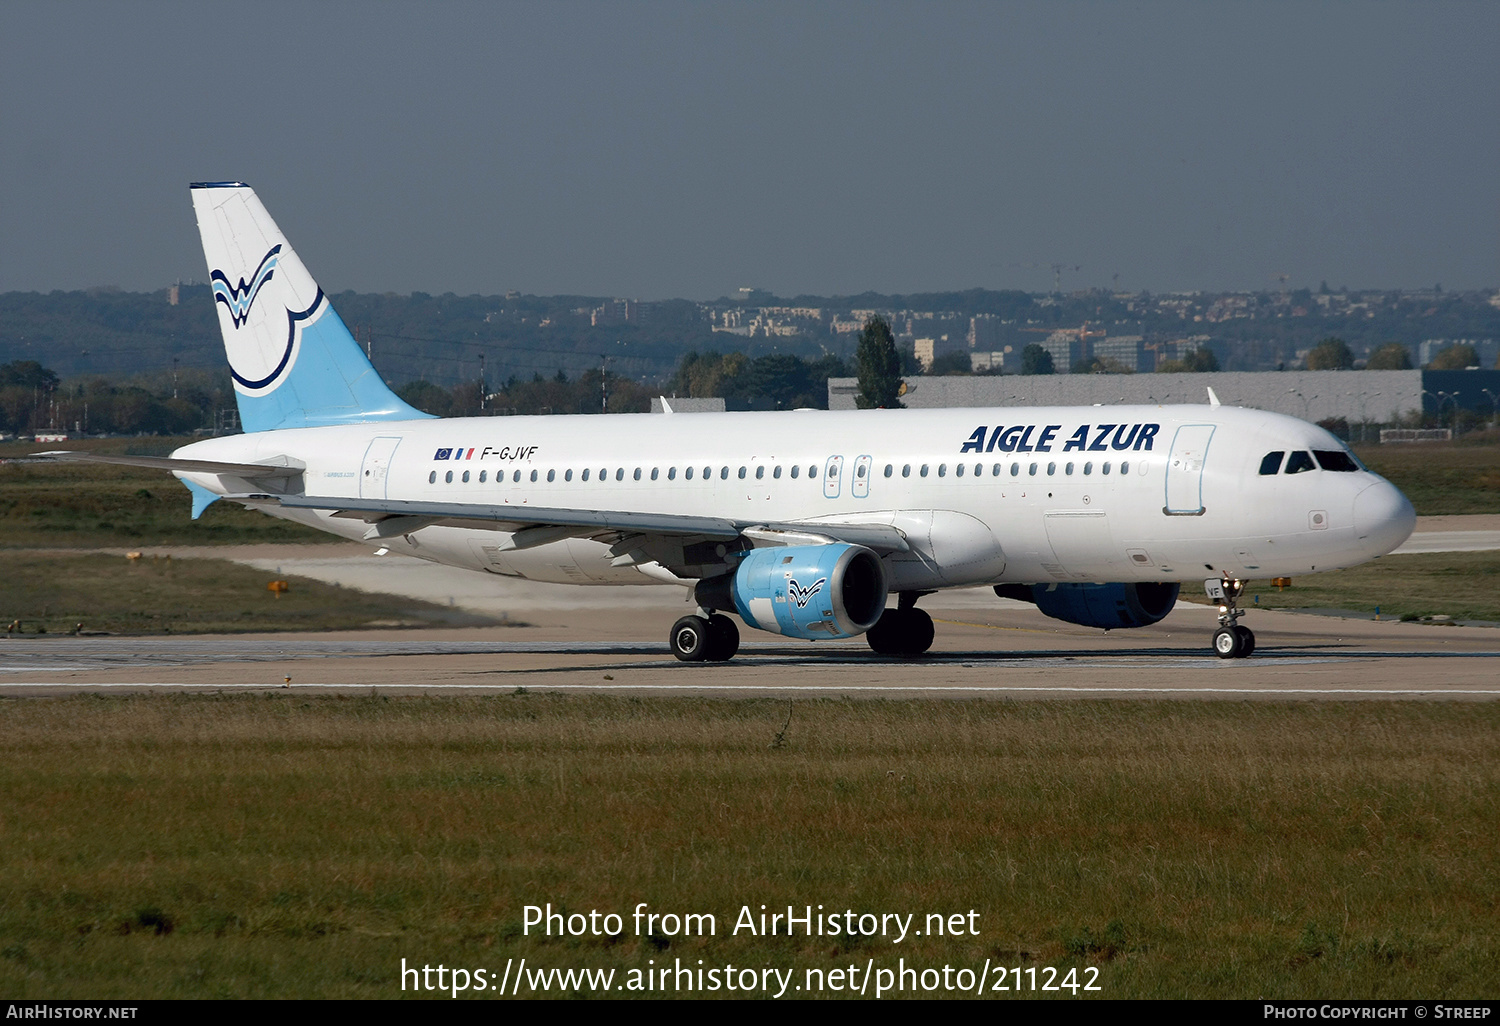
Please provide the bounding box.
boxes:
[174,403,1415,591]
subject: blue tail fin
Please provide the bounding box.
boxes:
[189,182,432,433]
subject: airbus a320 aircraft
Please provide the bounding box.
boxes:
[42,183,1417,661]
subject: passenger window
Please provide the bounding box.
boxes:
[1064,462,1074,475]
[1285,451,1316,474]
[883,464,892,478]
[955,463,964,477]
[480,470,488,483]
[756,466,765,479]
[720,467,729,480]
[633,468,641,481]
[1102,462,1111,475]
[685,466,693,480]
[774,465,782,479]
[902,464,911,478]
[617,468,626,481]
[790,465,799,479]
[854,464,864,479]
[1259,451,1285,476]
[428,471,436,484]
[1083,462,1092,475]
[513,470,521,483]
[975,463,983,477]
[992,463,1002,476]
[546,469,555,482]
[1120,461,1130,474]
[530,470,538,483]
[705,466,712,479]
[445,470,454,483]
[1047,462,1056,476]
[808,465,817,478]
[668,467,676,480]
[738,467,747,479]
[920,464,929,477]
[564,469,571,482]
[1314,450,1359,472]
[937,464,946,478]
[1029,463,1038,476]
[650,468,659,481]
[582,468,590,481]
[1011,463,1020,476]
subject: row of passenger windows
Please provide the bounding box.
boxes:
[427,459,1134,486]
[1258,449,1361,475]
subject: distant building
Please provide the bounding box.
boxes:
[914,335,962,371]
[592,299,649,326]
[1092,335,1145,373]
[969,351,1005,372]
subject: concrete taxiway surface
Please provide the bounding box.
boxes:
[3,601,1497,700]
[6,514,1495,700]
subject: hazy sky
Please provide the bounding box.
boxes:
[2,1,1496,298]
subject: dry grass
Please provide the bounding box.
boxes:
[0,695,1494,998]
[1354,441,1500,515]
[3,553,497,634]
[1182,551,1500,623]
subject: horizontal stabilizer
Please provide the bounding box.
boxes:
[32,451,305,478]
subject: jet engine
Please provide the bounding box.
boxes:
[697,544,887,640]
[995,582,1179,629]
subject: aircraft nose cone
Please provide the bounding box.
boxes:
[1354,480,1416,555]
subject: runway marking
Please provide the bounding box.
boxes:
[2,682,1497,697]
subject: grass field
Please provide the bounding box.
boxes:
[3,553,498,634]
[0,695,1494,999]
[1181,550,1500,624]
[0,437,326,548]
[1353,440,1500,516]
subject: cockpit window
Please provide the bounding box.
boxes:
[1259,451,1285,476]
[1313,450,1359,472]
[1284,450,1316,474]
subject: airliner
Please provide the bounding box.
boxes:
[42,183,1417,661]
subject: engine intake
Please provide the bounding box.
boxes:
[995,581,1179,629]
[697,543,887,640]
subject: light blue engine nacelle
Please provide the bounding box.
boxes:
[696,544,888,641]
[995,582,1180,629]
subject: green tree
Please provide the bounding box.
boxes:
[1427,344,1478,370]
[1305,337,1354,370]
[926,350,973,376]
[1366,343,1412,370]
[1020,344,1054,375]
[855,317,904,409]
[1158,347,1220,373]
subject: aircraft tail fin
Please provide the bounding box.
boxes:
[189,182,432,433]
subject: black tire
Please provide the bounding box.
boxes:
[670,615,711,662]
[1213,626,1241,659]
[902,607,935,655]
[865,609,902,655]
[705,614,740,661]
[1234,624,1255,658]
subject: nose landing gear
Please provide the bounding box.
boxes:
[1205,575,1255,659]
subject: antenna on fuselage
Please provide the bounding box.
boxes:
[1206,386,1222,407]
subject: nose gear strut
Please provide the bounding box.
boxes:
[1205,574,1255,659]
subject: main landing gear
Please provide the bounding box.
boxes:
[1205,575,1255,659]
[865,592,936,656]
[669,611,740,662]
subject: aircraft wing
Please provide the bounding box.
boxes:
[255,494,910,552]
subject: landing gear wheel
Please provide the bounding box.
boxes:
[1213,626,1241,659]
[865,608,935,656]
[865,610,902,655]
[705,614,740,662]
[903,608,935,655]
[1233,624,1255,657]
[670,615,711,662]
